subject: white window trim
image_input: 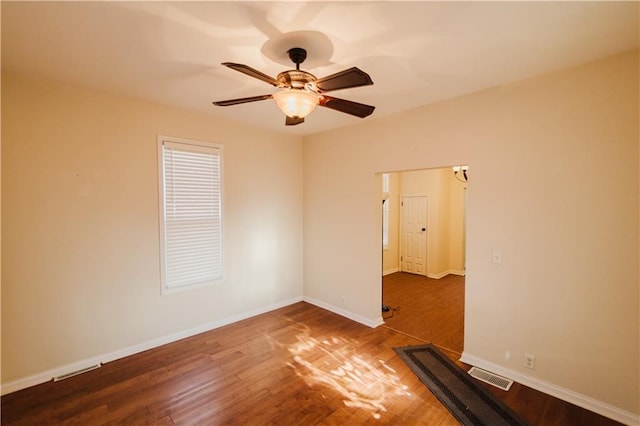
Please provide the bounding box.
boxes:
[157,135,224,294]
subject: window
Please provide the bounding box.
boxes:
[158,135,223,293]
[382,173,390,194]
[382,173,390,250]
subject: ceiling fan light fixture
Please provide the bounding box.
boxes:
[273,89,320,118]
[213,48,375,125]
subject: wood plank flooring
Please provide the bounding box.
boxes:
[382,272,464,353]
[1,301,622,425]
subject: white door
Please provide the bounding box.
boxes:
[401,196,428,276]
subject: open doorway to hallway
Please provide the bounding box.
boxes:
[380,167,467,354]
[383,272,465,352]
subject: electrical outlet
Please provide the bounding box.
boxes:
[492,249,502,264]
[341,296,346,306]
[524,353,536,369]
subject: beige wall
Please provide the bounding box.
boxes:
[1,73,304,386]
[382,173,400,274]
[448,171,466,273]
[303,51,639,418]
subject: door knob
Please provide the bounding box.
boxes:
[421,228,426,231]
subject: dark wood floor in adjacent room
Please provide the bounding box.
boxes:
[382,272,465,353]
[1,301,621,425]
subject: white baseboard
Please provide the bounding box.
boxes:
[302,296,384,328]
[382,267,399,276]
[1,296,304,396]
[389,269,465,279]
[427,271,448,279]
[460,351,640,426]
[427,269,466,279]
[383,267,400,276]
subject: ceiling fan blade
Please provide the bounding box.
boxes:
[212,94,273,106]
[319,96,375,118]
[315,67,373,92]
[222,62,281,87]
[285,116,305,126]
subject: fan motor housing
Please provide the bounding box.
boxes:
[277,70,317,90]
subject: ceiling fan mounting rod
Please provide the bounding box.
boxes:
[287,47,307,70]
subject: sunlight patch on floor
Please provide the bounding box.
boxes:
[273,323,411,419]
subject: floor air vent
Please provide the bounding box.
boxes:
[468,366,513,391]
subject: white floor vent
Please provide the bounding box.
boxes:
[53,364,101,382]
[468,366,513,391]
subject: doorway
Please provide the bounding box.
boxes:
[380,166,467,353]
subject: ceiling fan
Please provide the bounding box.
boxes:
[212,47,375,126]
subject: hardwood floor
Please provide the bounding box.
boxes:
[382,272,464,353]
[1,302,621,425]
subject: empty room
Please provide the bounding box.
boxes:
[2,2,639,425]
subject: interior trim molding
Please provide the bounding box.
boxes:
[1,296,304,396]
[427,269,466,279]
[460,351,640,426]
[382,267,400,276]
[303,296,384,328]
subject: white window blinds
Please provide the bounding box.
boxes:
[382,173,389,194]
[159,137,223,292]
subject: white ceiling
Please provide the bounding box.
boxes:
[2,1,638,136]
